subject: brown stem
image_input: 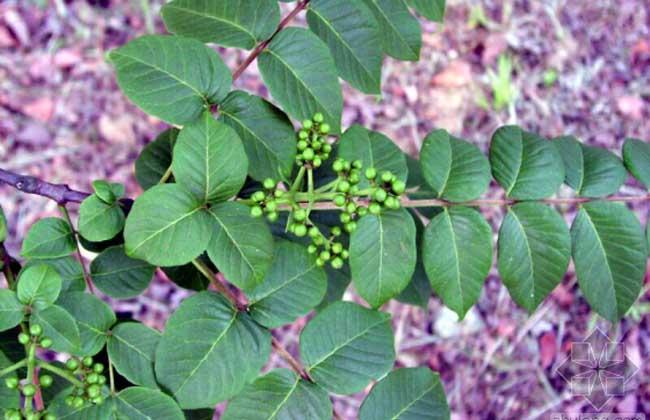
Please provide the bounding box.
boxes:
[191,259,248,311]
[0,169,89,205]
[272,336,312,382]
[232,0,310,81]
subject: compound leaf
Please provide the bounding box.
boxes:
[108,322,160,389]
[422,207,492,319]
[307,0,383,94]
[420,129,491,202]
[91,246,155,299]
[172,112,248,203]
[571,201,647,322]
[108,35,231,125]
[155,292,271,409]
[124,184,212,267]
[259,27,343,133]
[622,137,650,188]
[497,203,570,312]
[21,218,75,259]
[222,369,332,420]
[206,202,274,291]
[489,125,564,199]
[300,301,395,394]
[554,136,627,197]
[350,209,417,308]
[219,91,296,182]
[359,367,450,420]
[162,0,279,49]
[247,241,327,328]
[360,0,421,61]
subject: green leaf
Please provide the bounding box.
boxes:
[23,257,85,293]
[16,264,62,309]
[337,125,408,189]
[21,217,75,259]
[0,290,23,332]
[124,184,212,267]
[107,322,160,389]
[91,246,155,299]
[135,128,178,190]
[350,209,417,308]
[114,387,184,420]
[317,265,351,311]
[0,350,19,414]
[553,136,627,197]
[360,0,422,61]
[247,241,327,328]
[172,112,248,203]
[420,129,491,202]
[108,35,232,125]
[91,180,124,205]
[57,292,115,356]
[307,0,383,94]
[0,206,6,243]
[408,0,446,22]
[396,211,431,308]
[489,126,564,199]
[78,195,125,242]
[155,292,271,409]
[258,27,343,133]
[422,207,492,319]
[161,0,280,49]
[571,201,647,322]
[300,301,395,394]
[206,202,274,291]
[219,91,296,182]
[359,367,450,420]
[222,369,332,420]
[497,203,570,312]
[622,137,650,188]
[31,305,81,355]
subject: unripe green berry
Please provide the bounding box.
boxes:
[93,363,104,374]
[392,180,406,195]
[265,201,277,212]
[66,359,79,371]
[82,357,93,367]
[252,191,265,202]
[40,338,53,349]
[313,157,322,168]
[307,245,317,254]
[308,227,320,238]
[40,374,53,388]
[87,384,101,398]
[73,397,84,408]
[343,161,351,171]
[323,143,332,153]
[331,226,342,236]
[5,377,18,389]
[297,140,308,151]
[319,123,330,134]
[365,168,377,179]
[92,396,104,405]
[26,413,39,420]
[293,208,306,222]
[340,213,351,224]
[299,130,309,140]
[22,384,36,397]
[337,180,350,193]
[86,373,99,384]
[349,186,359,194]
[29,324,42,337]
[65,395,75,406]
[385,196,400,209]
[349,173,360,185]
[315,258,325,267]
[267,212,279,222]
[250,206,263,218]
[263,178,276,189]
[331,257,344,269]
[331,243,343,254]
[332,160,344,173]
[302,148,315,161]
[341,250,349,259]
[294,225,307,237]
[44,414,56,420]
[313,112,324,123]
[369,202,381,215]
[358,207,368,216]
[302,119,313,129]
[381,171,393,183]
[274,190,284,198]
[345,221,357,233]
[346,202,357,214]
[374,189,387,203]
[319,251,331,261]
[313,236,324,246]
[5,409,21,420]
[97,375,107,385]
[352,160,363,169]
[312,140,322,151]
[333,195,346,207]
[18,332,30,345]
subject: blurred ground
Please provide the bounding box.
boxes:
[0,0,649,418]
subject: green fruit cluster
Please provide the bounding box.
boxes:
[250,178,284,222]
[3,410,55,420]
[17,324,52,350]
[364,169,405,214]
[332,158,366,233]
[287,207,309,237]
[295,113,332,168]
[63,356,106,408]
[306,225,348,268]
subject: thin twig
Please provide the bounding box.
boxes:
[0,168,89,205]
[271,336,312,382]
[191,259,247,311]
[58,205,95,294]
[231,0,310,81]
